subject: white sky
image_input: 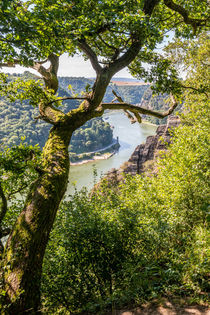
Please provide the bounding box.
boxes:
[2,53,133,78]
[2,33,174,79]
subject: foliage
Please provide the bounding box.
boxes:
[70,118,113,155]
[0,141,41,228]
[1,0,209,312]
[129,50,182,96]
[0,73,115,153]
[0,0,65,64]
[42,88,209,313]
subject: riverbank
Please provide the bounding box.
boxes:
[67,113,157,194]
[142,119,157,126]
[70,140,120,166]
[70,150,118,166]
[70,120,158,166]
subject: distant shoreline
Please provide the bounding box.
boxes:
[70,121,157,166]
[70,139,120,166]
[142,120,157,126]
[70,150,118,166]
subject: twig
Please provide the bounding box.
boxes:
[47,96,88,106]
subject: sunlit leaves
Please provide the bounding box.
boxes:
[0,75,59,107]
[129,49,182,95]
[42,31,209,312]
[0,141,41,227]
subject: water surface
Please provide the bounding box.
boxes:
[67,112,156,194]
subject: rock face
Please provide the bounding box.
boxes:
[105,116,180,183]
[123,115,180,175]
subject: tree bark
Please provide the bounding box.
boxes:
[0,2,163,311]
[1,125,72,314]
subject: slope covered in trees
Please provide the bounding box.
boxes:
[0,73,114,157]
[59,76,149,104]
[0,73,167,161]
[0,0,209,313]
[41,35,210,313]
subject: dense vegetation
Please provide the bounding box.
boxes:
[0,73,114,156]
[0,0,209,312]
[41,70,209,314]
[0,73,169,164]
[59,76,170,125]
[40,33,209,313]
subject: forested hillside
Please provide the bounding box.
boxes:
[59,76,167,122]
[0,0,209,313]
[59,76,149,104]
[42,34,210,314]
[0,73,114,155]
[0,73,168,155]
[60,76,177,125]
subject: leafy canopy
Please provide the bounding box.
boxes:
[42,33,210,313]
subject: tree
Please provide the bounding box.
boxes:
[42,32,210,313]
[0,142,41,253]
[0,0,209,313]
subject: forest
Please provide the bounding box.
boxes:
[0,1,209,314]
[0,73,114,158]
[0,72,169,163]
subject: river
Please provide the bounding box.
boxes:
[66,111,157,195]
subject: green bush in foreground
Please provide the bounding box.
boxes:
[41,88,209,313]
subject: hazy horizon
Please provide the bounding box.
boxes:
[1,53,134,79]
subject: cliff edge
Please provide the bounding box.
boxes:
[104,116,180,184]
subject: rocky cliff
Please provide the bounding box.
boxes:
[103,116,180,185]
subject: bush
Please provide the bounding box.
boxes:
[42,90,209,313]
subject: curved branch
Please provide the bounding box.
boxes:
[32,54,59,92]
[33,58,48,65]
[47,96,89,106]
[0,59,20,68]
[38,102,67,125]
[32,63,49,77]
[108,39,143,76]
[181,84,209,98]
[78,39,102,74]
[0,57,48,68]
[124,110,136,124]
[164,0,209,32]
[101,94,178,119]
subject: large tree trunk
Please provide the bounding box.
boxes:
[1,124,72,314]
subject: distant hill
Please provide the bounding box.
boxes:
[111,80,149,86]
[111,77,145,83]
[89,77,145,83]
[0,73,173,153]
[0,73,114,155]
[58,76,149,104]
